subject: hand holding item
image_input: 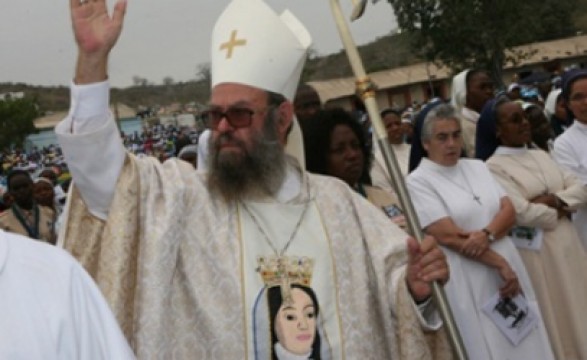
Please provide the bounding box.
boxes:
[406,236,449,303]
[497,261,521,298]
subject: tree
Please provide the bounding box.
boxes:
[132,75,149,87]
[386,0,577,87]
[163,76,175,86]
[196,63,211,90]
[0,97,39,150]
[532,0,578,41]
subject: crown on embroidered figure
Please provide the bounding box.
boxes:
[256,255,314,287]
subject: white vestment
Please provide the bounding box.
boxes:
[552,120,587,250]
[0,230,134,360]
[407,158,554,360]
[54,82,451,359]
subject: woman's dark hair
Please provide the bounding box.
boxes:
[268,285,321,359]
[6,170,31,192]
[300,108,372,185]
[380,108,402,119]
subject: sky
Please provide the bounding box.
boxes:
[0,0,397,88]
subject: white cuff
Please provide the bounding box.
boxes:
[56,117,126,220]
[414,296,443,331]
[69,80,110,118]
[60,80,111,135]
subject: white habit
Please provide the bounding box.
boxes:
[407,158,554,360]
[552,120,587,250]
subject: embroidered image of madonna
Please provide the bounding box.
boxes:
[253,256,331,359]
[269,284,321,358]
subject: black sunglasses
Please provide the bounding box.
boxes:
[203,107,256,130]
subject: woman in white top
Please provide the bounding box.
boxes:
[407,104,553,360]
[479,96,587,360]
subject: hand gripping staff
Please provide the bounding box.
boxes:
[328,1,468,358]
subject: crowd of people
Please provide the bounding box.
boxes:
[0,122,203,210]
[122,123,201,161]
[293,65,587,359]
[1,0,586,358]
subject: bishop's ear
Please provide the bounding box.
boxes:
[276,101,294,141]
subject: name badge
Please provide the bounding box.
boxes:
[382,204,403,219]
[509,226,543,251]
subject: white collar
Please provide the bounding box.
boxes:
[274,342,311,360]
[494,146,528,156]
[461,107,480,123]
[572,120,587,132]
[420,157,460,174]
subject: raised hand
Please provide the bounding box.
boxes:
[70,0,127,83]
[406,236,449,303]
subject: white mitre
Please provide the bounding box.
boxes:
[211,0,312,168]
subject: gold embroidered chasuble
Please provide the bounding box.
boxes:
[61,154,450,359]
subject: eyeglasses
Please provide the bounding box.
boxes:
[202,107,259,130]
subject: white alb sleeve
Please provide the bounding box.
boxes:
[55,81,126,220]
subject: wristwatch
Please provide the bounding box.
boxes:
[482,228,496,243]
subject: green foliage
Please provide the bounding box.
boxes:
[0,97,39,150]
[386,0,578,86]
[533,0,578,41]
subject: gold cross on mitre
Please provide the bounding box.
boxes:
[257,255,314,306]
[219,29,247,59]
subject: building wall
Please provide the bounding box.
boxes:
[316,53,586,113]
[25,117,143,151]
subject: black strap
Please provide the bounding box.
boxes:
[11,204,40,239]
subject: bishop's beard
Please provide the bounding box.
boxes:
[207,111,286,202]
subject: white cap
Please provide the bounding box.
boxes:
[210,0,310,168]
[507,83,520,92]
[211,0,312,101]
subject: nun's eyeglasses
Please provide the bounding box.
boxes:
[203,107,268,130]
